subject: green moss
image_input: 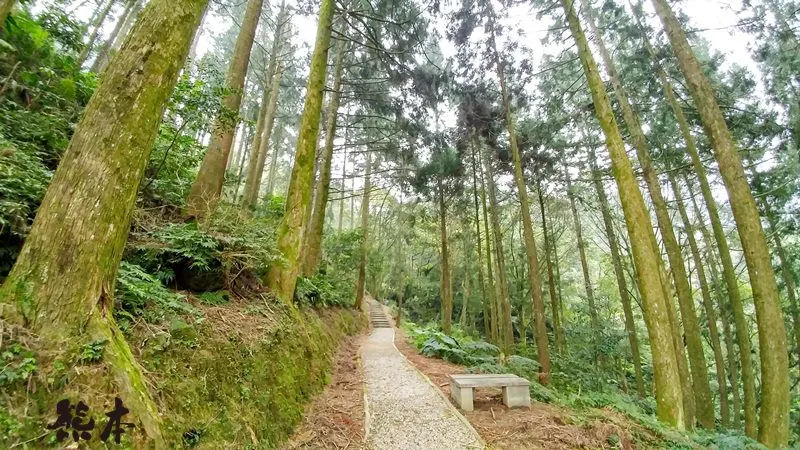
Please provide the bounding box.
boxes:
[134,304,365,448]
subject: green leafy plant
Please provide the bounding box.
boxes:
[0,343,37,386]
[79,339,107,364]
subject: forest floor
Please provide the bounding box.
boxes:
[281,332,368,449]
[283,300,668,449]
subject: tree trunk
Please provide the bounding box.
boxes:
[78,0,116,65]
[481,145,514,353]
[265,0,334,303]
[669,170,730,427]
[651,0,790,443]
[242,63,284,208]
[265,120,284,196]
[490,34,549,379]
[185,0,264,219]
[438,177,453,334]
[470,136,491,337]
[635,11,749,430]
[354,152,372,310]
[761,201,800,366]
[560,0,684,428]
[687,176,742,429]
[537,177,565,352]
[477,139,499,343]
[590,150,646,398]
[303,29,348,275]
[0,0,15,31]
[565,162,600,337]
[242,3,289,209]
[91,0,136,73]
[0,0,207,445]
[582,1,713,428]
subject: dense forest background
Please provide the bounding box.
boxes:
[1,0,799,447]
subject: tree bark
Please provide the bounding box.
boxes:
[470,136,491,337]
[565,162,600,337]
[590,151,646,398]
[0,0,207,445]
[266,0,335,303]
[265,121,284,196]
[242,3,289,209]
[438,177,453,333]
[354,152,372,310]
[687,175,742,429]
[582,1,713,427]
[669,170,730,427]
[634,12,750,430]
[651,0,790,444]
[481,145,514,353]
[560,0,684,428]
[761,201,800,368]
[185,0,264,219]
[303,28,348,275]
[477,139,499,343]
[537,177,565,352]
[489,19,549,379]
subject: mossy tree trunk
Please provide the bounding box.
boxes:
[581,0,714,428]
[651,0,790,444]
[242,62,284,208]
[470,136,491,337]
[354,152,372,310]
[590,150,646,398]
[565,162,600,338]
[687,176,742,429]
[481,145,514,353]
[488,16,549,378]
[185,0,264,219]
[537,177,565,352]
[761,201,800,366]
[668,170,730,427]
[560,0,684,428]
[477,138,499,343]
[0,0,208,445]
[242,3,289,210]
[266,0,335,303]
[438,176,453,334]
[303,27,348,276]
[266,121,285,196]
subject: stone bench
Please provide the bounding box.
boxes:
[449,374,531,411]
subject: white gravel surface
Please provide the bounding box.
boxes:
[361,305,484,450]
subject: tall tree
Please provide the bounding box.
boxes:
[581,0,714,428]
[185,0,264,219]
[0,0,208,444]
[355,152,372,310]
[266,0,335,303]
[242,2,290,209]
[303,24,349,276]
[589,149,646,398]
[0,0,15,30]
[650,0,790,444]
[559,0,684,428]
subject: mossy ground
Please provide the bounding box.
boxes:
[0,296,366,448]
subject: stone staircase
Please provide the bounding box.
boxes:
[369,304,391,328]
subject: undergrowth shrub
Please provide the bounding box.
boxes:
[115,261,198,328]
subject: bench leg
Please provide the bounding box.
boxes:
[502,385,531,409]
[451,385,474,411]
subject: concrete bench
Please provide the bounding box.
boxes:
[449,374,531,411]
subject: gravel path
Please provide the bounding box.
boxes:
[361,302,484,450]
